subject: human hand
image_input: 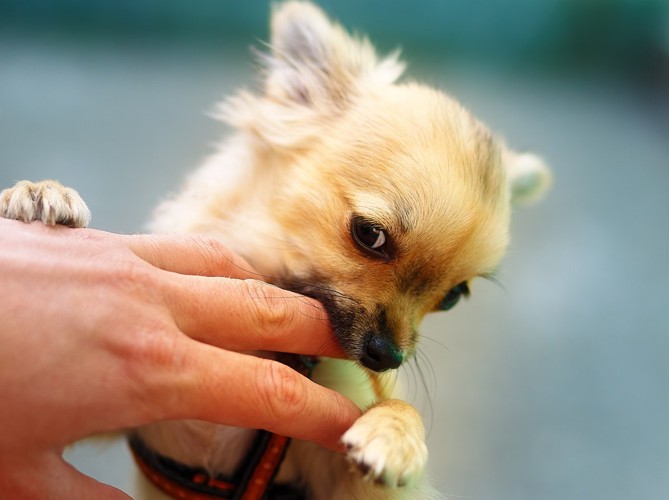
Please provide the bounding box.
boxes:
[0,218,360,498]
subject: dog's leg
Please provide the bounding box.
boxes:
[0,180,91,228]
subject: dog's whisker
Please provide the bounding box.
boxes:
[402,357,420,403]
[412,352,436,437]
[480,271,507,291]
[417,348,438,398]
[387,368,400,394]
[421,334,452,354]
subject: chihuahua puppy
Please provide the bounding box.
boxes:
[0,2,550,499]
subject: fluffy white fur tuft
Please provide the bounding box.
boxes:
[505,151,553,204]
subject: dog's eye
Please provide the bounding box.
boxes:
[438,282,470,311]
[351,217,389,258]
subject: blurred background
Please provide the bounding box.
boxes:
[1,1,668,499]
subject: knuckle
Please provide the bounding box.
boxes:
[104,311,176,369]
[242,279,294,336]
[94,256,175,362]
[191,235,234,276]
[114,322,182,421]
[130,322,179,366]
[256,360,308,421]
[105,256,158,294]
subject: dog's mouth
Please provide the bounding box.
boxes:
[279,279,404,372]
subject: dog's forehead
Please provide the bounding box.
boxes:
[337,88,511,286]
[333,84,505,193]
[340,89,508,230]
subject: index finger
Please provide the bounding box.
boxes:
[165,275,346,359]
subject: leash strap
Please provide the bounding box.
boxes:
[235,432,290,500]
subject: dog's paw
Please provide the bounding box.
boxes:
[0,180,91,228]
[342,399,427,488]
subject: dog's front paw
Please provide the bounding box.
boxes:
[0,180,91,228]
[342,399,427,488]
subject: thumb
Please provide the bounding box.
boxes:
[1,451,131,500]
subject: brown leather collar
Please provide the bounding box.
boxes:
[129,431,301,500]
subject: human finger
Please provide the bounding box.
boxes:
[164,275,346,358]
[122,233,259,280]
[150,340,361,451]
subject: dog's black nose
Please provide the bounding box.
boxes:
[360,333,403,372]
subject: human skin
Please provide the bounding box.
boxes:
[0,218,361,498]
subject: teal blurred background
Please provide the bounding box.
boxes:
[1,1,668,499]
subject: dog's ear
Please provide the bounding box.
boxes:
[503,149,552,204]
[265,1,404,107]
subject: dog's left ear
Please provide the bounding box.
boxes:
[503,149,552,204]
[265,1,404,108]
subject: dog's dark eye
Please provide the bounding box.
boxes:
[351,217,389,258]
[438,282,470,311]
